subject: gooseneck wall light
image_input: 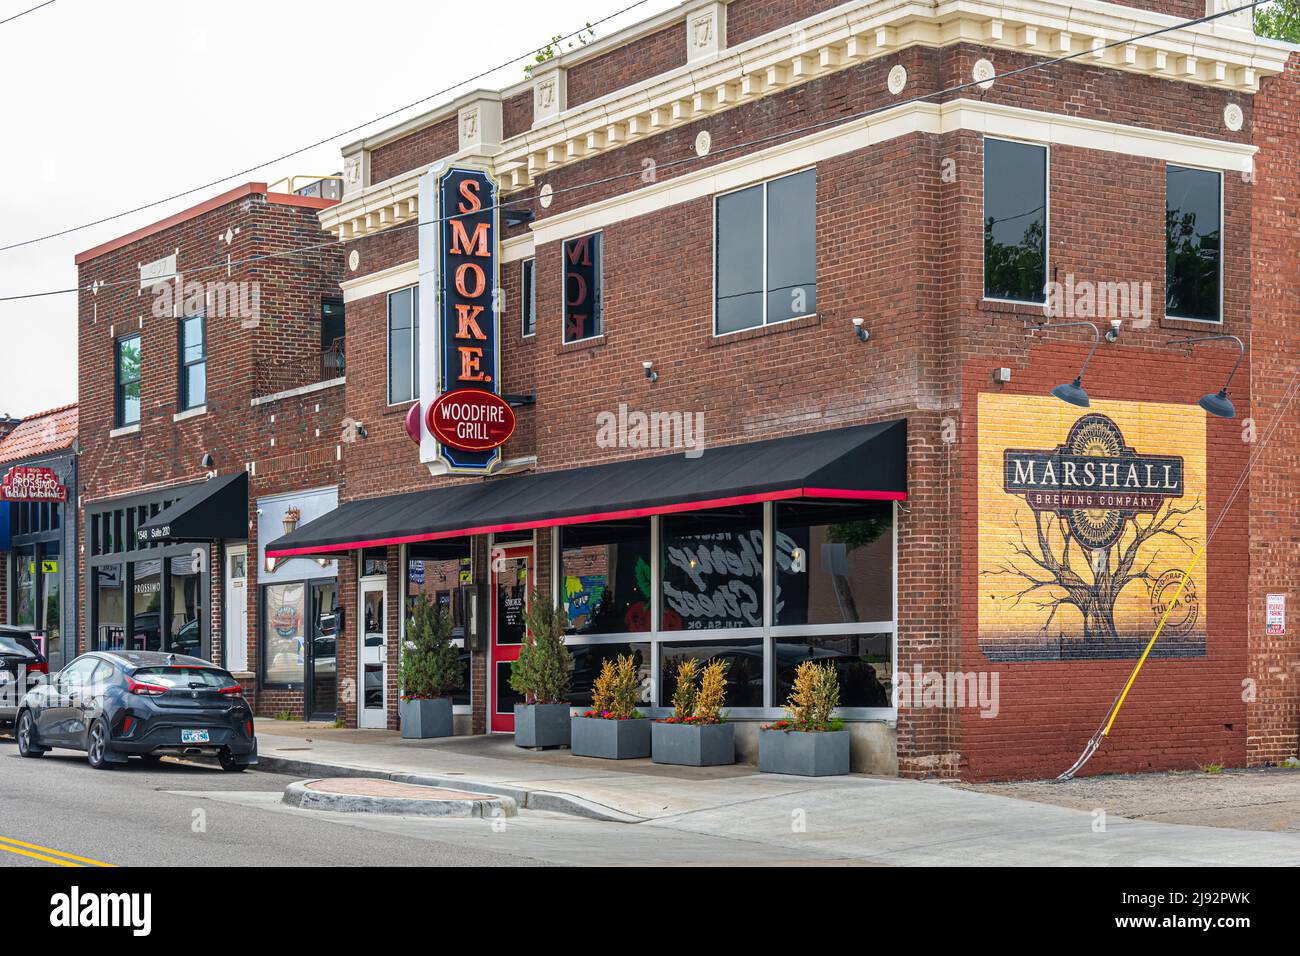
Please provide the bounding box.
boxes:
[1025,320,1102,408]
[1167,334,1245,419]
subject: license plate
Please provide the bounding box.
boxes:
[181,729,210,744]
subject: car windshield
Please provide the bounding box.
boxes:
[0,634,39,659]
[132,666,231,689]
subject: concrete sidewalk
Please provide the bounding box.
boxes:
[254,721,1300,865]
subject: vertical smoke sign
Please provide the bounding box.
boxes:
[418,164,506,474]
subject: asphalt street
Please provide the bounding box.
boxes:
[0,737,863,867]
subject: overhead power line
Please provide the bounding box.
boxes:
[0,0,1271,304]
[0,1,650,254]
[0,0,57,28]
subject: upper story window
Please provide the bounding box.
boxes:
[178,313,206,411]
[1166,165,1222,323]
[321,297,346,378]
[521,258,536,337]
[983,138,1047,303]
[388,286,419,404]
[714,168,817,335]
[115,334,141,428]
[563,233,602,343]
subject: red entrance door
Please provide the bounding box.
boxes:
[490,545,532,733]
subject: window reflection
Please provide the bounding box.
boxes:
[561,519,652,634]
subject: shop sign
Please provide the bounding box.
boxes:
[1267,593,1286,636]
[418,164,506,474]
[978,397,1207,662]
[427,389,515,452]
[0,466,67,502]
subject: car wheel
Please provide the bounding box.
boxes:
[16,711,43,758]
[86,720,114,770]
[218,751,246,773]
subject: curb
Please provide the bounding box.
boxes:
[257,754,646,823]
[282,779,518,818]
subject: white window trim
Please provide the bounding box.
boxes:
[981,136,1051,307]
[561,232,603,344]
[1164,163,1225,325]
[521,257,536,338]
[711,168,818,338]
[386,285,419,407]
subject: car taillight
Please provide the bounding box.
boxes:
[28,662,47,675]
[122,716,134,735]
[246,720,254,737]
[219,685,243,698]
[127,676,167,696]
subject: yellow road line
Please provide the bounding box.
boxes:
[0,834,114,868]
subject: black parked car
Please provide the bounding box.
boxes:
[14,651,257,772]
[0,628,47,725]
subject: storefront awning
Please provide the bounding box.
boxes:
[136,471,249,544]
[267,420,906,558]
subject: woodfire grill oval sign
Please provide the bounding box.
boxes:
[427,389,516,452]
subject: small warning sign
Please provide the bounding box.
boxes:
[1266,593,1286,636]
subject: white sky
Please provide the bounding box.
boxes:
[0,0,676,418]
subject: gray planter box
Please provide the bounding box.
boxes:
[399,697,453,739]
[652,720,735,766]
[759,728,850,776]
[514,703,571,749]
[570,716,651,759]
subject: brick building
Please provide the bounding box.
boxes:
[261,0,1300,779]
[0,403,79,671]
[75,181,347,720]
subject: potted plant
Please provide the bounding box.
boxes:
[398,595,462,739]
[759,660,850,776]
[570,653,651,759]
[510,590,574,749]
[652,657,735,766]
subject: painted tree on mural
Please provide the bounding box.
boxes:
[982,498,1202,642]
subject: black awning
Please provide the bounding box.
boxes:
[267,420,906,558]
[136,472,249,544]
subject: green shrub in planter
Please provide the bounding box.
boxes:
[398,596,461,739]
[571,654,650,759]
[510,591,574,749]
[759,660,850,776]
[652,657,735,766]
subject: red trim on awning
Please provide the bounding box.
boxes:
[265,486,907,558]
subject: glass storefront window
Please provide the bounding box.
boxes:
[13,548,35,629]
[131,559,163,651]
[660,505,764,631]
[774,501,894,626]
[774,633,892,708]
[560,519,652,635]
[264,582,306,684]
[658,637,764,708]
[312,581,339,717]
[41,542,60,643]
[406,544,473,706]
[167,555,202,656]
[567,642,652,709]
[94,565,125,650]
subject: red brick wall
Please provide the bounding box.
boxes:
[76,191,345,720]
[370,116,460,184]
[567,22,686,109]
[323,35,1288,774]
[1248,53,1300,766]
[502,91,533,141]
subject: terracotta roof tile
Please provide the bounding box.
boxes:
[0,403,78,465]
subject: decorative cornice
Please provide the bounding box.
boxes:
[322,0,1287,242]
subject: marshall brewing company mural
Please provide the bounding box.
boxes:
[977,395,1207,661]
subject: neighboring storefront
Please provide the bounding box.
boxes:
[84,474,247,662]
[256,488,339,720]
[0,404,79,671]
